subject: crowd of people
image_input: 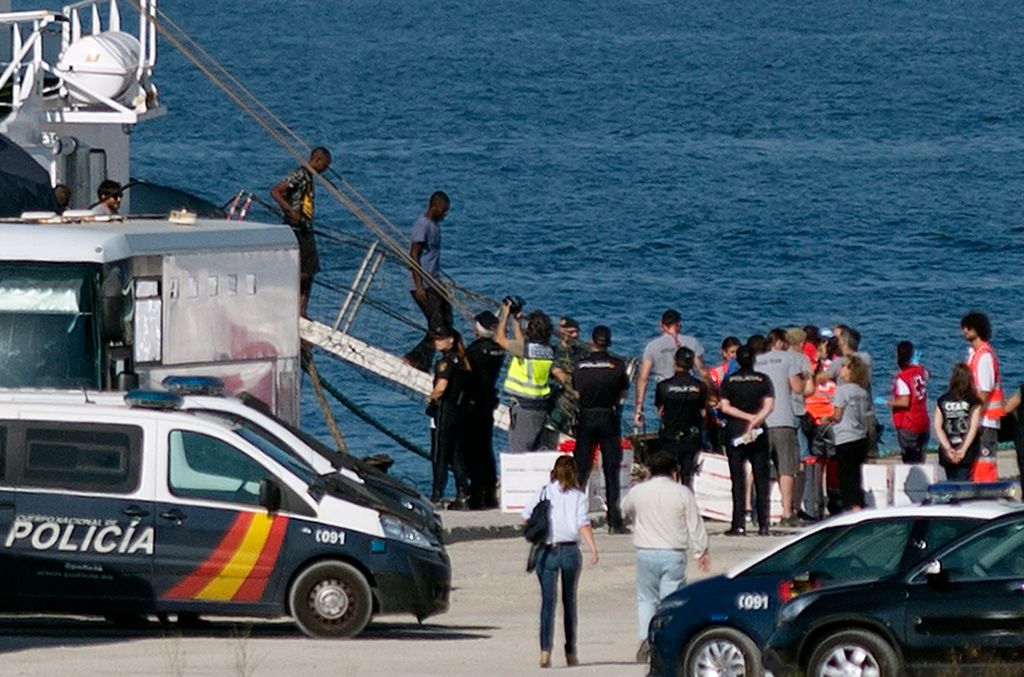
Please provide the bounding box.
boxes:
[272,174,1016,667]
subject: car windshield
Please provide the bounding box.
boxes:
[741,528,840,577]
[809,519,914,581]
[232,425,317,487]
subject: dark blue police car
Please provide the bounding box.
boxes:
[648,502,1023,676]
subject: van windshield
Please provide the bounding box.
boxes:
[233,425,317,487]
[0,263,100,388]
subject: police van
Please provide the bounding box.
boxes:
[0,381,444,542]
[0,390,450,637]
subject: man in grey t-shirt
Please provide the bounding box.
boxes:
[403,191,452,372]
[755,329,806,525]
[823,327,877,453]
[633,309,705,428]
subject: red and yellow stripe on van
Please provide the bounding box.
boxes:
[163,512,288,602]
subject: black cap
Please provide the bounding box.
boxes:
[474,311,499,331]
[559,316,579,330]
[592,325,612,348]
[430,325,455,340]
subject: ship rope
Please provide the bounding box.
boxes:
[303,351,349,456]
[302,351,431,461]
[124,0,490,321]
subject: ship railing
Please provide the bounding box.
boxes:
[0,1,158,125]
[0,11,60,115]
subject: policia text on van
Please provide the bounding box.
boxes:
[0,391,450,637]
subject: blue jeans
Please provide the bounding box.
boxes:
[636,548,687,639]
[537,544,581,653]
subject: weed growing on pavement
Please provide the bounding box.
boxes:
[232,624,263,677]
[162,632,186,677]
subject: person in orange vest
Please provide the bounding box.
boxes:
[886,341,930,463]
[961,311,1004,481]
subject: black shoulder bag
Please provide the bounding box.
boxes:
[523,486,551,545]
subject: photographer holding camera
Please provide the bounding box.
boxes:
[496,296,556,452]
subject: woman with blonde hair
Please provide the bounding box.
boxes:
[828,355,872,511]
[521,455,599,668]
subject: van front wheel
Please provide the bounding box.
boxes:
[289,561,373,638]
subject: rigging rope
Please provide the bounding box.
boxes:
[303,351,349,455]
[303,351,431,460]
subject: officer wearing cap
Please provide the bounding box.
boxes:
[550,316,589,436]
[464,311,505,508]
[426,325,471,508]
[572,325,630,533]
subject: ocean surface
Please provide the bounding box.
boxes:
[20,0,1024,492]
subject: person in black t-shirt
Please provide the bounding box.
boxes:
[933,363,982,482]
[464,312,506,509]
[655,347,708,487]
[427,326,471,507]
[572,325,630,533]
[719,345,775,536]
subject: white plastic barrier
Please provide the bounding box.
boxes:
[499,449,635,514]
[692,452,783,524]
[500,451,566,514]
[892,463,946,506]
[586,449,634,512]
[861,464,892,509]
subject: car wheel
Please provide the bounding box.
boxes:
[807,629,899,677]
[679,626,762,677]
[289,561,373,638]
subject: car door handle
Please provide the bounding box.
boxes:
[0,500,13,509]
[123,505,150,517]
[160,509,187,523]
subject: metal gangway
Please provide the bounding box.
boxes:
[299,240,513,432]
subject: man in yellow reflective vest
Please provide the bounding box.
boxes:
[496,299,555,451]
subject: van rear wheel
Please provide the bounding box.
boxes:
[289,561,373,638]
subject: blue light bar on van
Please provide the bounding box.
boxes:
[124,390,183,409]
[161,375,225,396]
[925,480,1019,504]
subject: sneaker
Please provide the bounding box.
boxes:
[608,525,631,535]
[724,527,746,536]
[758,527,772,536]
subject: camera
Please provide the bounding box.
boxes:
[502,295,525,315]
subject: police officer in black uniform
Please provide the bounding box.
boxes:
[656,347,709,487]
[464,311,505,509]
[427,326,471,508]
[572,325,630,533]
[719,345,775,536]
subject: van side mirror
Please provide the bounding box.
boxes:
[259,477,282,512]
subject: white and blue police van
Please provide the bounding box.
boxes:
[0,390,450,637]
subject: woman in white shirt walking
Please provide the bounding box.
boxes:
[522,455,599,668]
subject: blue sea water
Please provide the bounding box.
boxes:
[19,0,1024,491]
